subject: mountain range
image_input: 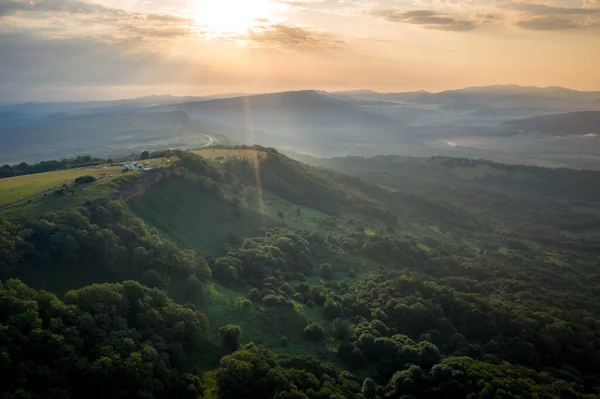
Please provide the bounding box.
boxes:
[0,85,599,168]
[503,111,600,136]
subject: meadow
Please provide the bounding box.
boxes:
[0,155,177,218]
[193,148,267,160]
[0,166,125,208]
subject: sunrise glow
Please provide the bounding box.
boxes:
[194,0,275,35]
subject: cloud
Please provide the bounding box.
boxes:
[371,9,491,31]
[243,23,343,50]
[0,0,195,41]
[0,0,118,17]
[0,32,184,87]
[500,1,600,30]
[275,0,329,10]
[515,17,580,30]
[503,2,600,16]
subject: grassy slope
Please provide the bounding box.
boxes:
[0,149,508,366]
[0,166,125,207]
[130,178,278,254]
[193,148,267,160]
[127,153,389,363]
[1,157,177,218]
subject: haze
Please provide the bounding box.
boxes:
[1,0,600,102]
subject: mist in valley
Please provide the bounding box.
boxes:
[1,86,599,169]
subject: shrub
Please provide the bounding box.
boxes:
[75,175,96,184]
[248,288,261,302]
[324,298,344,320]
[218,325,243,352]
[240,298,252,310]
[303,322,325,341]
[262,294,286,307]
[333,318,350,340]
[319,263,333,280]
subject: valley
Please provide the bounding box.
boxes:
[2,86,599,169]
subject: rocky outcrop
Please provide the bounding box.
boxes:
[113,167,174,202]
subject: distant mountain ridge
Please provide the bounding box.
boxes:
[152,90,399,142]
[336,85,600,96]
[1,85,599,168]
[503,111,600,136]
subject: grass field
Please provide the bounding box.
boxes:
[193,148,267,160]
[0,166,126,208]
[1,156,177,217]
[131,178,278,254]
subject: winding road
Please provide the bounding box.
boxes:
[200,134,216,148]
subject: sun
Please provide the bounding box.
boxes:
[195,0,274,35]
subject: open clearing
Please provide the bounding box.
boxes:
[0,166,125,207]
[193,148,267,160]
[0,156,176,208]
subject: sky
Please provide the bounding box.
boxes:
[1,0,599,101]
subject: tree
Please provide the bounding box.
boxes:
[75,175,96,184]
[212,256,243,285]
[319,263,333,280]
[324,298,344,320]
[333,318,350,340]
[140,151,150,159]
[184,274,203,298]
[0,279,208,399]
[219,324,243,352]
[248,288,261,302]
[303,322,325,341]
[362,378,377,399]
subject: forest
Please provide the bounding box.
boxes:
[1,146,600,398]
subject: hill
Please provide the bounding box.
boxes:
[0,93,254,127]
[154,90,400,144]
[503,110,600,136]
[2,146,600,398]
[0,111,216,163]
[2,87,600,168]
[0,111,189,162]
[333,85,600,123]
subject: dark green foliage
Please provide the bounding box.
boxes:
[219,324,243,352]
[216,344,362,399]
[319,263,333,279]
[0,215,21,276]
[178,152,224,183]
[248,287,261,302]
[333,273,600,388]
[362,378,377,399]
[303,322,325,341]
[323,297,343,320]
[222,146,397,224]
[2,200,211,292]
[216,228,314,286]
[384,356,590,399]
[74,174,97,184]
[0,279,208,398]
[212,256,243,284]
[0,155,106,179]
[332,318,350,340]
[4,148,600,398]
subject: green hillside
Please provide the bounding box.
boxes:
[2,145,600,399]
[131,177,277,254]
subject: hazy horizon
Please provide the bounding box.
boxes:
[3,83,600,104]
